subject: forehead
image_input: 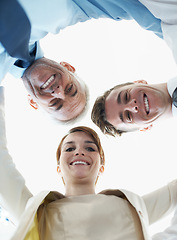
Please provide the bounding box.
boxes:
[63,131,95,145]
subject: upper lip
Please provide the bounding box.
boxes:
[70,159,91,165]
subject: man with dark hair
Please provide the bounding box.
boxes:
[91,79,175,136]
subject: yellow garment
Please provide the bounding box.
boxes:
[23,192,64,240]
[24,212,40,240]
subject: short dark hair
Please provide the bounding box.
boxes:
[91,82,133,137]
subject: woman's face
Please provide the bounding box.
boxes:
[58,131,103,185]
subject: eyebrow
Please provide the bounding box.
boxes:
[85,141,96,145]
[56,104,62,111]
[117,91,124,122]
[53,89,77,111]
[117,91,122,104]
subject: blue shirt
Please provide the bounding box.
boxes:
[0,0,163,82]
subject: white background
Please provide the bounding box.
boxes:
[1,18,177,238]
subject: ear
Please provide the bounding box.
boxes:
[133,80,147,84]
[140,124,153,132]
[60,61,75,73]
[27,94,38,110]
[98,165,104,176]
[57,166,66,185]
[57,165,61,174]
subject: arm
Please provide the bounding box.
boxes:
[143,180,177,225]
[0,87,32,224]
[139,0,177,64]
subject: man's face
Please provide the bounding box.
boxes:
[22,58,86,121]
[105,82,172,132]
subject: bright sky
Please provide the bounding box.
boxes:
[1,18,177,239]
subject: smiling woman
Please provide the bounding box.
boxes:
[56,126,105,189]
[1,85,177,239]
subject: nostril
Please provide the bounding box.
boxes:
[57,86,59,88]
[134,100,136,103]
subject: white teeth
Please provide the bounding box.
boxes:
[41,75,54,89]
[72,161,88,166]
[144,95,149,114]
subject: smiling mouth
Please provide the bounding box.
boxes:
[41,75,55,89]
[143,93,150,115]
[70,160,90,166]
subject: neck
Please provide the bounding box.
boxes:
[65,182,96,197]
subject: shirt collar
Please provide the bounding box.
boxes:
[9,41,44,79]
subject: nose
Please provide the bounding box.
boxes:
[125,99,138,113]
[51,86,65,99]
[75,150,85,156]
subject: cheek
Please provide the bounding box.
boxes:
[59,152,71,165]
[93,154,102,167]
[23,79,36,96]
[59,154,66,165]
[58,162,68,176]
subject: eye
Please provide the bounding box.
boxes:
[65,147,75,152]
[65,84,73,94]
[85,147,95,152]
[124,91,129,103]
[49,99,58,107]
